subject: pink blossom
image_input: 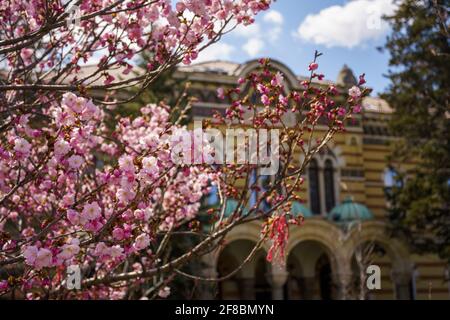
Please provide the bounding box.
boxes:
[14,138,31,157]
[104,74,115,85]
[62,92,77,109]
[82,202,101,221]
[34,249,53,270]
[134,208,153,221]
[348,86,362,99]
[158,286,171,298]
[308,62,318,71]
[217,88,225,100]
[67,209,80,225]
[93,242,108,257]
[81,100,100,120]
[23,246,53,270]
[109,245,124,259]
[257,83,269,94]
[20,48,34,64]
[142,156,159,175]
[261,94,270,106]
[134,233,150,251]
[23,245,39,266]
[338,107,347,116]
[271,72,284,87]
[353,105,362,113]
[54,139,71,158]
[58,240,80,260]
[359,73,366,85]
[71,97,86,114]
[119,155,135,173]
[112,227,125,241]
[116,188,136,203]
[279,94,288,106]
[0,280,8,292]
[68,155,84,169]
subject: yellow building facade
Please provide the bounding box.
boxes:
[175,60,449,300]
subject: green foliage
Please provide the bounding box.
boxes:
[381,0,450,260]
[106,64,188,127]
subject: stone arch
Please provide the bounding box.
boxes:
[343,221,410,272]
[286,220,346,299]
[234,59,299,91]
[343,221,412,299]
[287,219,346,274]
[216,239,265,299]
[204,221,271,283]
[222,220,272,253]
[300,141,346,170]
[214,221,272,300]
[302,141,345,215]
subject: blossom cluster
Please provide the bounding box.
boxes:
[1,0,272,89]
[0,0,373,299]
[0,93,215,298]
[0,0,273,299]
[212,57,368,263]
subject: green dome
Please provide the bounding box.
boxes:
[328,197,374,223]
[291,201,313,218]
[224,199,249,217]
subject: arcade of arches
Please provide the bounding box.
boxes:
[201,220,413,300]
[177,60,450,300]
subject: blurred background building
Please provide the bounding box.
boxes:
[173,60,450,300]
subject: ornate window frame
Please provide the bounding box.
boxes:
[305,146,342,216]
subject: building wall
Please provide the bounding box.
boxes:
[176,61,449,300]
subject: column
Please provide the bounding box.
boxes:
[198,254,219,300]
[333,262,353,300]
[268,268,289,300]
[391,270,412,300]
[239,278,255,300]
[298,276,316,300]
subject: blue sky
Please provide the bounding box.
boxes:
[197,0,397,95]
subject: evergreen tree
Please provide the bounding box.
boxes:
[382,0,450,260]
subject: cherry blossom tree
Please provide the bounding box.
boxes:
[0,0,368,299]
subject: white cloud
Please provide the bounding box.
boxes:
[242,38,264,57]
[221,9,286,59]
[295,0,397,48]
[263,10,284,25]
[196,43,236,63]
[234,22,261,38]
[268,25,282,42]
[264,10,284,42]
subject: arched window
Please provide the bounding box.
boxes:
[383,167,397,188]
[309,159,321,215]
[324,160,336,212]
[207,184,219,206]
[249,171,272,212]
[249,169,257,208]
[260,175,271,212]
[254,256,272,300]
[383,167,402,200]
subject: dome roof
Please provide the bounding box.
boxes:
[224,199,249,217]
[223,200,313,218]
[328,197,374,223]
[291,201,313,218]
[336,64,357,87]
